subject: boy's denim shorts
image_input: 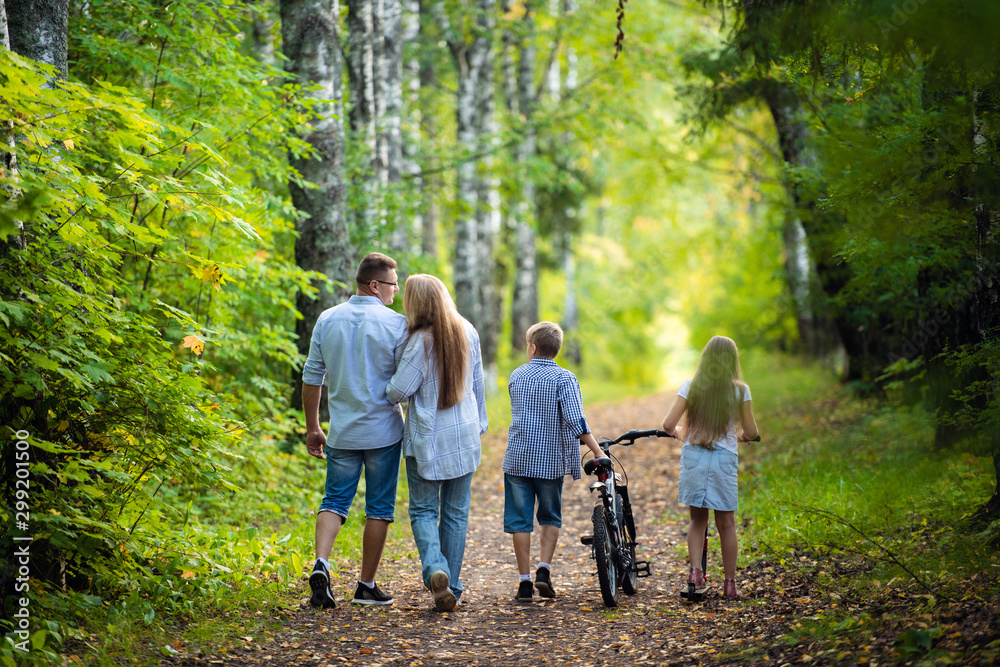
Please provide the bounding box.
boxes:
[503,473,564,533]
[319,440,402,522]
[677,444,738,511]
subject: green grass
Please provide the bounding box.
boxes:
[728,351,1000,664]
[738,351,994,577]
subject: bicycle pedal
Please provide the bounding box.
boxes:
[580,535,594,546]
[634,560,652,577]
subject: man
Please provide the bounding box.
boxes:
[302,252,408,608]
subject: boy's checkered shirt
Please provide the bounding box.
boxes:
[503,358,592,480]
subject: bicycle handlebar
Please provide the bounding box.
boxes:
[598,429,677,446]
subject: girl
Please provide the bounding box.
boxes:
[386,275,488,612]
[660,335,759,599]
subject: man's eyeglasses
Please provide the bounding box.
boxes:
[372,279,398,288]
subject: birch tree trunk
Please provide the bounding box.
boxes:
[250,1,276,66]
[280,0,353,407]
[373,0,388,197]
[384,0,406,252]
[4,0,65,254]
[764,83,850,367]
[348,0,379,234]
[440,0,494,343]
[409,0,438,257]
[474,15,500,368]
[558,7,581,364]
[6,0,68,78]
[0,0,24,255]
[510,0,538,351]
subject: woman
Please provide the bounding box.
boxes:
[386,274,488,611]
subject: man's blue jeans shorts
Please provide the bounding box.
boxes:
[319,440,402,522]
[503,473,564,533]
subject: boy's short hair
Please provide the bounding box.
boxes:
[355,252,397,285]
[527,321,563,359]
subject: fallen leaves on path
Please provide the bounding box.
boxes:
[164,393,999,666]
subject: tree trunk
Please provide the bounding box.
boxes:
[383,0,406,252]
[7,0,67,78]
[415,0,437,258]
[474,5,499,372]
[280,0,354,409]
[250,1,276,66]
[970,87,1000,523]
[348,0,379,234]
[443,0,494,343]
[0,0,24,256]
[509,0,538,352]
[763,81,853,371]
[559,16,581,365]
[0,0,10,50]
[782,213,815,353]
[4,0,64,254]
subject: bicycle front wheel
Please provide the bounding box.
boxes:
[593,504,619,607]
[619,494,639,595]
[619,512,639,595]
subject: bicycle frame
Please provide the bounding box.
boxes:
[582,429,674,607]
[587,445,646,578]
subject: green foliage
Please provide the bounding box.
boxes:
[0,0,320,651]
[679,0,1000,462]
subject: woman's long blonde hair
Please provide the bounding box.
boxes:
[685,336,744,448]
[402,274,469,410]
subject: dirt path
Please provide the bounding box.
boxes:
[198,392,826,666]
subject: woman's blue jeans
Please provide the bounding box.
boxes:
[405,458,474,601]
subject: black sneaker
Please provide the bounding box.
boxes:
[308,559,337,609]
[535,567,555,599]
[352,581,394,606]
[515,579,534,602]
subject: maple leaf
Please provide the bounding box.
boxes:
[182,334,204,355]
[200,264,224,291]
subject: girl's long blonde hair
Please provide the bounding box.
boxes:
[402,274,468,410]
[685,336,744,448]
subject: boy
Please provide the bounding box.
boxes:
[503,321,604,601]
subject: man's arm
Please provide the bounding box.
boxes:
[303,383,327,460]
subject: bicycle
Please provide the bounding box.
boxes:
[580,429,676,608]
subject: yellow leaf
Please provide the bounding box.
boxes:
[181,335,204,355]
[200,264,224,291]
[64,138,75,150]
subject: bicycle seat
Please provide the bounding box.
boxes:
[584,457,613,475]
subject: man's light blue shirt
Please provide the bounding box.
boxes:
[302,295,409,450]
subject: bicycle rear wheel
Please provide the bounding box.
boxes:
[592,504,619,607]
